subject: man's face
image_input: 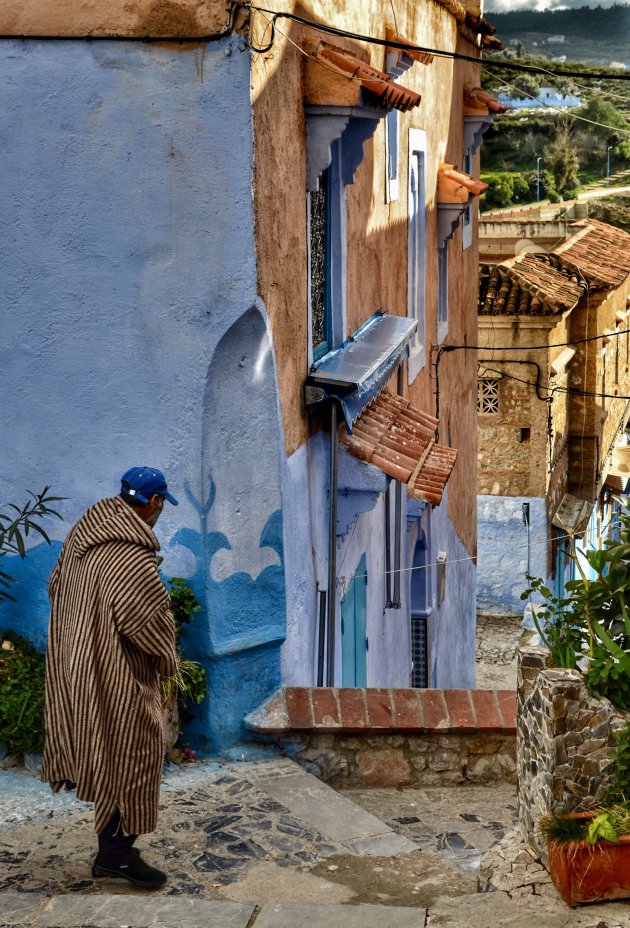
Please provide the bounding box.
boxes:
[145,495,165,527]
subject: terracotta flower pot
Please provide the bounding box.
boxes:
[547,813,630,907]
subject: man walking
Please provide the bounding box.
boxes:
[42,467,179,889]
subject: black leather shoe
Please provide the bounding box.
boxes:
[92,849,166,889]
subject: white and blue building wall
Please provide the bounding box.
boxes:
[0,36,289,753]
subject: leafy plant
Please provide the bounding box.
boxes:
[539,810,589,844]
[0,488,65,605]
[168,576,201,638]
[0,632,46,757]
[161,578,207,754]
[522,497,630,710]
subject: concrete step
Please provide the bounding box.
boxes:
[233,758,419,856]
[0,893,423,928]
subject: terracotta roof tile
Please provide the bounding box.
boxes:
[339,389,457,506]
[555,219,630,289]
[464,87,507,115]
[432,0,466,22]
[479,254,586,316]
[386,29,435,65]
[317,43,421,112]
[438,164,488,203]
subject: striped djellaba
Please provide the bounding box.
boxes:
[41,496,178,835]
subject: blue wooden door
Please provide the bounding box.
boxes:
[341,554,368,687]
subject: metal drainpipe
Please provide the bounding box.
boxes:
[327,401,339,686]
[316,588,327,687]
[392,365,404,607]
[385,486,392,606]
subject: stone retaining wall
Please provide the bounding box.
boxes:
[245,686,517,788]
[517,647,629,863]
[265,730,517,787]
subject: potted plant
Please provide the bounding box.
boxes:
[540,803,630,907]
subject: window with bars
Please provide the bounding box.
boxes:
[309,166,332,361]
[478,378,499,414]
[410,614,429,688]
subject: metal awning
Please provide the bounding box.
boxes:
[306,311,417,431]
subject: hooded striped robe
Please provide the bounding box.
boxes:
[41,496,178,835]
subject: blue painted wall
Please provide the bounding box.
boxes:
[0,37,286,752]
[477,495,548,615]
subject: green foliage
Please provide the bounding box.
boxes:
[0,632,46,757]
[522,497,630,711]
[545,121,580,194]
[167,576,201,639]
[585,811,620,845]
[539,810,588,844]
[605,726,630,803]
[163,578,207,711]
[579,97,628,133]
[0,488,65,605]
[539,807,630,846]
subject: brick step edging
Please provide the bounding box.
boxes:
[244,687,516,735]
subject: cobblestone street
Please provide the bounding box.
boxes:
[3,616,630,925]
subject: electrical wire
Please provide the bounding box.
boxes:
[478,363,630,401]
[442,328,630,353]
[231,1,630,82]
[342,518,627,583]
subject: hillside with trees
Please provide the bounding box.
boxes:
[490,6,630,65]
[480,61,630,210]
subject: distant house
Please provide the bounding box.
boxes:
[477,219,630,616]
[546,35,565,44]
[498,86,581,110]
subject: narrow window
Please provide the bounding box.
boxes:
[462,149,473,251]
[309,167,332,361]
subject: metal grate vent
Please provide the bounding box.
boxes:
[411,613,429,688]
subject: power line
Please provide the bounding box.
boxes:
[233,1,630,81]
[440,327,630,353]
[478,363,630,401]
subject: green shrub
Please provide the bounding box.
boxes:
[0,632,46,758]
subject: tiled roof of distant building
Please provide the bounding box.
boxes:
[555,218,630,289]
[479,253,586,316]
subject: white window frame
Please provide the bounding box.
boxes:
[407,128,427,384]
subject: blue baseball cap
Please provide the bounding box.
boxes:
[120,467,178,506]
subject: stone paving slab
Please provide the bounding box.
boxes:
[0,893,48,924]
[244,765,418,852]
[26,895,256,928]
[426,891,569,928]
[253,902,425,927]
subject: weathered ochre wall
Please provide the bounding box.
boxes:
[478,317,558,498]
[0,0,231,36]
[251,0,482,555]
